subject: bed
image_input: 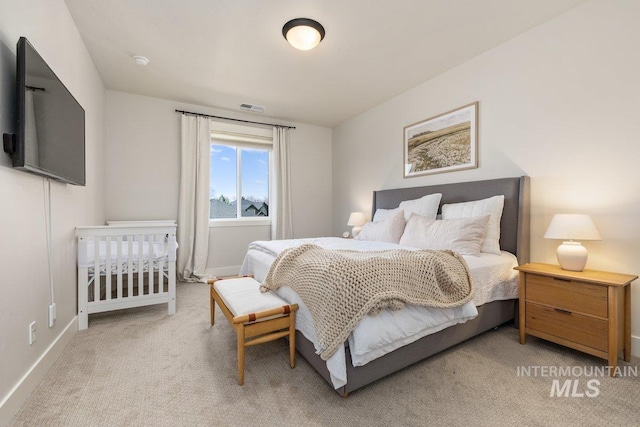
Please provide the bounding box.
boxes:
[76,221,178,330]
[240,176,530,395]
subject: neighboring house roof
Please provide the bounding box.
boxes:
[210,199,269,218]
[210,198,236,218]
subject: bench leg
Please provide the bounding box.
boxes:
[214,284,216,326]
[237,324,245,385]
[289,312,296,368]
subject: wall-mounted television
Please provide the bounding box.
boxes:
[3,37,86,186]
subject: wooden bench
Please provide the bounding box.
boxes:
[208,275,298,385]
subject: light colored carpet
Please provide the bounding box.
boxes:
[10,282,640,426]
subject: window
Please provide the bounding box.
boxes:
[210,130,271,220]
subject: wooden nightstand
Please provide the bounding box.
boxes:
[515,263,637,376]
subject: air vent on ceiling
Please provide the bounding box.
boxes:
[240,103,265,114]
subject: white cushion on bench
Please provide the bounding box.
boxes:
[214,277,287,321]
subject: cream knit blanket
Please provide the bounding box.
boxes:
[260,244,475,360]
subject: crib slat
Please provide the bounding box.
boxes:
[138,235,144,296]
[127,236,133,297]
[148,234,155,295]
[116,235,123,299]
[157,243,165,294]
[105,236,112,300]
[93,236,100,302]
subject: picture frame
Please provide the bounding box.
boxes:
[403,102,478,178]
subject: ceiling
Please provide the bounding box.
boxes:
[64,0,586,128]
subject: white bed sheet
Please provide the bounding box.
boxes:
[239,237,518,389]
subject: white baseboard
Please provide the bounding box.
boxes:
[631,334,640,358]
[0,316,78,427]
[205,265,242,278]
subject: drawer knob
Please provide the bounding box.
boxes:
[554,308,572,315]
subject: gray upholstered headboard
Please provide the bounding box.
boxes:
[372,176,530,264]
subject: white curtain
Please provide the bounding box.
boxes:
[271,127,293,240]
[177,115,211,282]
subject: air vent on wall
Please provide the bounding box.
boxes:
[240,103,265,114]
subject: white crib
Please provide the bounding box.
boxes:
[76,221,178,330]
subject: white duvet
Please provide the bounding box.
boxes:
[239,237,518,389]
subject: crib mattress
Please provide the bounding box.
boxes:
[78,239,177,269]
[88,258,171,276]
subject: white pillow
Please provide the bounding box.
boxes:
[441,195,505,255]
[399,214,490,255]
[398,193,442,221]
[373,207,402,223]
[355,209,406,244]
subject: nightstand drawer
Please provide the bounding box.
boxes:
[526,303,608,352]
[525,274,607,318]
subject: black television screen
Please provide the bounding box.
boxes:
[6,37,85,186]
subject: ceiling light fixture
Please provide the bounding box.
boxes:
[282,18,325,51]
[133,55,149,66]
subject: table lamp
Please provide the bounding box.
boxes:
[543,214,602,271]
[347,212,367,238]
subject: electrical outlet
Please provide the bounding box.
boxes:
[49,303,56,327]
[29,321,36,345]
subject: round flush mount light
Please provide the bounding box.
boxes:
[282,18,325,51]
[133,55,149,66]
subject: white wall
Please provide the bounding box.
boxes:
[333,0,640,354]
[0,0,106,423]
[105,91,332,275]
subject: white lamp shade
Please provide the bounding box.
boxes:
[347,212,366,238]
[544,214,601,272]
[347,212,367,227]
[543,214,602,241]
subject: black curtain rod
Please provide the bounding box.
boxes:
[175,109,296,129]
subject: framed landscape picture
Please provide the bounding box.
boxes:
[403,102,478,178]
